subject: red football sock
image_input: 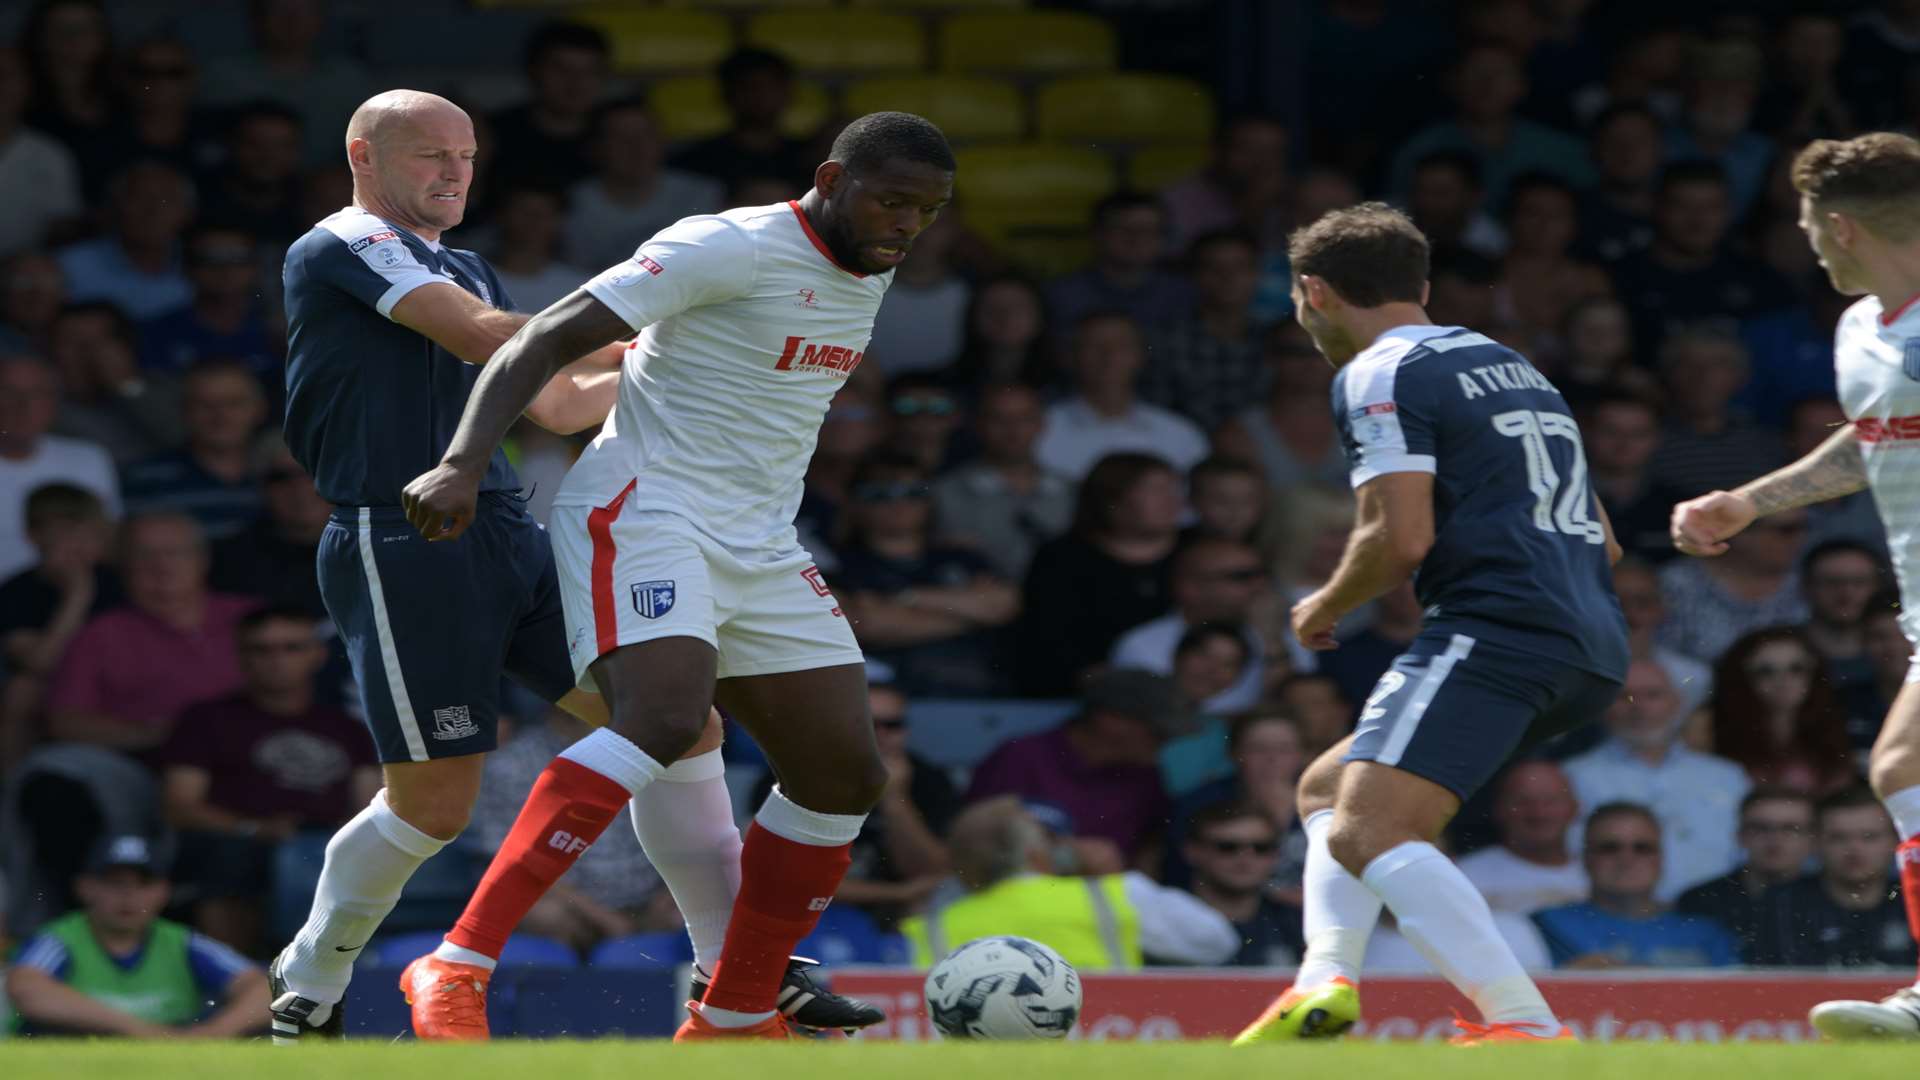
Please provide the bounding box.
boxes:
[700,822,852,1013]
[1901,838,1920,982]
[445,758,630,959]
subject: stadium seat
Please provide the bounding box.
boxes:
[1036,74,1215,144]
[850,0,1028,8]
[952,143,1114,275]
[793,903,905,966]
[1128,143,1210,192]
[661,0,835,7]
[649,76,832,143]
[573,10,734,76]
[745,12,928,74]
[843,76,1025,142]
[368,931,580,969]
[938,12,1117,75]
[590,931,695,970]
[904,697,1078,772]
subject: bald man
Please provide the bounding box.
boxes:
[266,90,849,1042]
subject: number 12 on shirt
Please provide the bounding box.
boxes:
[1492,409,1606,545]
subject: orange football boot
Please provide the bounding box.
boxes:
[673,1002,793,1042]
[400,954,492,1040]
[1449,1012,1577,1046]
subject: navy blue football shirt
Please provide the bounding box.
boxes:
[1331,324,1629,679]
[282,206,520,507]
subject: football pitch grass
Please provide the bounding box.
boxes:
[4,1040,1919,1080]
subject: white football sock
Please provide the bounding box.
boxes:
[281,790,447,1020]
[629,749,743,971]
[697,1003,776,1027]
[1293,809,1382,988]
[1361,840,1557,1028]
[430,941,496,971]
[1884,784,1920,841]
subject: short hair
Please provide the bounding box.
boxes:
[1187,799,1278,839]
[1657,322,1747,373]
[1585,801,1660,837]
[849,450,926,488]
[1815,784,1887,827]
[1792,133,1920,241]
[56,301,137,349]
[24,482,105,531]
[947,796,1048,891]
[829,111,955,176]
[1739,785,1814,819]
[1801,538,1884,577]
[237,604,321,640]
[524,19,610,68]
[1411,147,1482,187]
[1091,190,1164,230]
[1588,101,1661,140]
[1657,160,1731,197]
[1226,712,1298,756]
[1506,171,1577,212]
[1429,244,1498,286]
[1071,452,1177,538]
[183,358,266,396]
[1189,455,1262,491]
[1288,202,1430,308]
[1174,621,1249,664]
[229,99,305,134]
[591,94,653,132]
[1583,389,1660,423]
[1186,227,1259,265]
[1172,535,1256,578]
[716,47,793,91]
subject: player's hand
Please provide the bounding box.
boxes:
[402,461,483,542]
[1291,591,1341,651]
[1670,490,1759,557]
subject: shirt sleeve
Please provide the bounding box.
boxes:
[1119,871,1240,964]
[14,932,71,978]
[304,223,451,319]
[584,215,757,334]
[186,931,259,995]
[45,618,110,714]
[1332,357,1439,487]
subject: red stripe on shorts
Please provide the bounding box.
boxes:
[588,479,638,658]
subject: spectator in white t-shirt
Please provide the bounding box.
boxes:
[1457,760,1590,915]
[1034,312,1209,481]
[0,354,118,579]
[1109,537,1269,714]
[0,45,81,259]
[489,185,591,314]
[563,97,723,274]
[866,210,970,376]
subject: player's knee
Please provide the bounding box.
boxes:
[1324,818,1379,879]
[609,700,708,764]
[782,752,888,815]
[385,790,472,841]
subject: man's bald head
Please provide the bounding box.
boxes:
[345,89,469,153]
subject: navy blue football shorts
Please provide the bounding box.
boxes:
[316,494,576,763]
[1343,623,1623,801]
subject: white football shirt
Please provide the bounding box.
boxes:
[1835,293,1920,647]
[556,202,891,557]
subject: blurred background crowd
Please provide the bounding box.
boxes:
[5,0,1920,1034]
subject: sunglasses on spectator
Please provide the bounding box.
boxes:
[1588,840,1659,856]
[1746,660,1812,679]
[854,482,929,503]
[891,396,956,417]
[873,716,907,731]
[1204,838,1278,855]
[1741,820,1807,836]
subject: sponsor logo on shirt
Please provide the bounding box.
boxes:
[349,230,399,253]
[1854,415,1920,443]
[795,288,819,309]
[605,255,666,288]
[431,705,479,741]
[631,580,676,619]
[773,335,865,377]
[1351,402,1397,420]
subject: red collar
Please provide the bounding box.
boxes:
[787,200,867,279]
[1881,290,1920,326]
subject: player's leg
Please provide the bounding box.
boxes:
[1809,676,1920,1039]
[1232,734,1371,1044]
[271,509,502,1041]
[1329,633,1577,1041]
[692,660,882,1033]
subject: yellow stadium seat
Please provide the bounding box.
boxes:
[939,12,1116,75]
[574,10,734,75]
[1128,143,1210,192]
[842,76,1024,141]
[745,12,928,74]
[649,76,832,143]
[1036,74,1214,144]
[955,143,1114,223]
[661,0,835,8]
[849,0,1027,8]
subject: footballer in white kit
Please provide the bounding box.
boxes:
[403,111,957,1040]
[1671,133,1920,1040]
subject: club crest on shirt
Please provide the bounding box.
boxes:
[1903,340,1920,382]
[632,580,676,619]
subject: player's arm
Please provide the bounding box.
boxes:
[838,591,975,647]
[4,963,173,1037]
[1670,422,1865,557]
[186,966,270,1038]
[1592,497,1624,566]
[897,575,1021,626]
[389,283,625,435]
[405,290,634,539]
[1293,471,1434,650]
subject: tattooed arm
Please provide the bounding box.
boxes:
[1670,423,1865,557]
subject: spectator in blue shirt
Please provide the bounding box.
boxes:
[1534,802,1740,969]
[137,225,279,387]
[120,360,267,541]
[54,161,194,321]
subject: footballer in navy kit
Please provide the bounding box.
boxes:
[1234,203,1627,1048]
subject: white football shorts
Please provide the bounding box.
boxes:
[551,493,863,690]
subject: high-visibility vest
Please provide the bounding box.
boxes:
[901,873,1142,970]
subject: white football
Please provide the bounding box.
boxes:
[923,936,1082,1040]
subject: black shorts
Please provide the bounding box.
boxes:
[317,495,575,763]
[1344,623,1622,800]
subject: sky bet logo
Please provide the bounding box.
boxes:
[774,335,864,376]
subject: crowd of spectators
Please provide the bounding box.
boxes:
[7,0,1920,1032]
